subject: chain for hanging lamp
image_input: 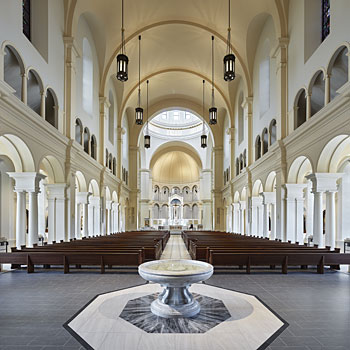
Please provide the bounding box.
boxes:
[224,0,235,82]
[209,36,217,125]
[201,80,207,148]
[116,0,129,82]
[135,35,143,125]
[144,80,150,149]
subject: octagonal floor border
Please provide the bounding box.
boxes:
[63,282,288,350]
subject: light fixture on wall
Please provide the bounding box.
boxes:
[135,35,143,125]
[209,36,217,125]
[144,80,151,149]
[201,80,208,148]
[223,0,235,81]
[116,0,129,82]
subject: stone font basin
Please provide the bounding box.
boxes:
[138,259,213,318]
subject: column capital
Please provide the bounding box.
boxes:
[7,172,46,192]
[305,173,342,193]
[46,184,67,200]
[283,183,307,200]
[260,191,276,204]
[76,191,92,204]
[251,196,263,206]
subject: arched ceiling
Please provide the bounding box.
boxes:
[65,0,288,124]
[151,150,200,184]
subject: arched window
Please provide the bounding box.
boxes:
[23,0,31,40]
[75,119,83,145]
[255,135,262,161]
[239,154,243,173]
[108,90,114,144]
[310,71,325,117]
[112,157,116,175]
[108,154,112,170]
[82,38,93,115]
[262,128,268,155]
[153,186,160,201]
[153,204,160,219]
[236,158,239,176]
[243,149,247,168]
[161,205,169,219]
[45,88,58,129]
[105,149,109,167]
[183,205,192,219]
[322,0,330,42]
[295,89,307,129]
[192,204,199,219]
[83,127,90,154]
[90,135,97,160]
[27,69,42,115]
[269,119,277,145]
[259,56,270,116]
[238,92,244,144]
[192,186,198,201]
[4,46,23,100]
[329,46,348,100]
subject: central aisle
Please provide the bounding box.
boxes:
[160,234,192,260]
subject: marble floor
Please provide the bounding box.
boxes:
[0,235,349,349]
[66,283,286,350]
[160,235,191,260]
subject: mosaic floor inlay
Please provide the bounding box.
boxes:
[119,292,232,333]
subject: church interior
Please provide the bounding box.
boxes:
[0,0,350,349]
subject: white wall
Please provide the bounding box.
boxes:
[0,0,65,107]
[252,16,277,146]
[288,0,350,114]
[75,14,100,147]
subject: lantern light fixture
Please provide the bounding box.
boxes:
[223,0,236,82]
[144,80,151,149]
[116,0,129,82]
[209,36,217,125]
[201,80,207,148]
[135,35,143,125]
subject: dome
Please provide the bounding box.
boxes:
[152,151,199,184]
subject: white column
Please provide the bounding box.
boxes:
[240,207,245,234]
[15,191,26,249]
[251,197,260,236]
[106,201,112,235]
[82,203,88,237]
[313,191,324,247]
[285,197,296,242]
[305,181,314,238]
[257,203,264,237]
[8,173,46,248]
[75,203,81,238]
[270,203,276,240]
[28,191,39,247]
[47,197,55,243]
[55,197,66,242]
[306,173,342,248]
[262,202,269,238]
[325,191,336,249]
[40,91,46,118]
[21,73,27,104]
[295,198,304,244]
[88,203,94,236]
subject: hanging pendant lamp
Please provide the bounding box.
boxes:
[223,0,235,81]
[201,80,207,148]
[116,0,129,82]
[144,80,150,149]
[135,35,143,125]
[209,36,217,125]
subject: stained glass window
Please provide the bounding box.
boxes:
[322,0,330,41]
[23,0,31,40]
